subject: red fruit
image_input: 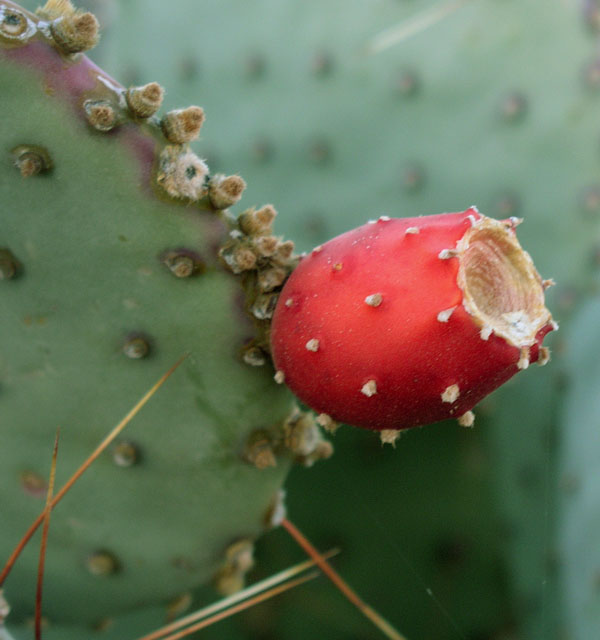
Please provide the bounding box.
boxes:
[270,208,556,431]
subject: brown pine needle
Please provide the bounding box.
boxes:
[137,548,340,640]
[159,571,318,640]
[0,354,187,588]
[35,429,59,640]
[366,0,474,54]
[281,518,408,640]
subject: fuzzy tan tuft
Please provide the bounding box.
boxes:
[161,106,205,144]
[126,82,164,119]
[209,174,247,209]
[50,10,99,54]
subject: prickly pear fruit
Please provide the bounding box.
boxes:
[270,208,556,430]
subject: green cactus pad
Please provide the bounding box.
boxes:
[558,296,600,640]
[0,1,298,631]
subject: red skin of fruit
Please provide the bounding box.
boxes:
[270,209,555,430]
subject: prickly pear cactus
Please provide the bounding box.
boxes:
[74,0,598,638]
[0,1,335,637]
[4,0,600,638]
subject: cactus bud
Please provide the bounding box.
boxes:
[239,205,277,236]
[161,106,205,144]
[50,10,99,54]
[208,174,247,209]
[126,82,164,119]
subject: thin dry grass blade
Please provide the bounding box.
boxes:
[281,518,408,640]
[137,548,339,640]
[34,429,60,640]
[0,355,187,587]
[159,571,318,640]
